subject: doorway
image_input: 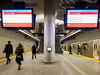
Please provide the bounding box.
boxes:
[93,42,99,59]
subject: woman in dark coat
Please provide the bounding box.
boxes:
[32,44,36,59]
[15,43,24,70]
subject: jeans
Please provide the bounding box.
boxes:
[6,53,10,64]
[69,49,72,54]
[77,50,80,55]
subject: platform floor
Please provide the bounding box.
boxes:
[0,52,100,75]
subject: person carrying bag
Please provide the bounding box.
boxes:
[15,43,24,70]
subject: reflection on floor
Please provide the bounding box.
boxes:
[0,52,100,75]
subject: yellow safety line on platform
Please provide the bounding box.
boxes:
[0,51,32,61]
[64,50,100,62]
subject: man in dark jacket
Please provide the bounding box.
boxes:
[69,44,72,54]
[3,41,13,64]
[32,44,36,59]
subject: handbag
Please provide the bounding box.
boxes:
[15,51,18,54]
[17,55,21,58]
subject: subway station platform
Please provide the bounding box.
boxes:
[0,51,100,75]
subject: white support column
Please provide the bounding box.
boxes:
[44,0,55,63]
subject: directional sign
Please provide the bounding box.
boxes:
[56,33,67,37]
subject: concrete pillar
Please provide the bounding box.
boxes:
[44,0,55,63]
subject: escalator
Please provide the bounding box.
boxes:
[55,37,62,53]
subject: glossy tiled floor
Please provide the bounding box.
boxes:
[0,52,100,75]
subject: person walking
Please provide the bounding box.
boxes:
[15,43,24,70]
[32,44,36,59]
[69,44,72,54]
[77,44,81,55]
[3,41,13,64]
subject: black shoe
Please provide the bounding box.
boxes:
[35,55,36,59]
[6,63,8,65]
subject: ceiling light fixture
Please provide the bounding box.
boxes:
[60,30,81,41]
[19,29,39,41]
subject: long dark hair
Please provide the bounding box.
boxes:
[19,43,22,47]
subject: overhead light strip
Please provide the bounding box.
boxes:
[60,30,81,41]
[19,29,40,41]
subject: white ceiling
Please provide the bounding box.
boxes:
[12,0,44,23]
[12,0,60,23]
[0,0,99,24]
[56,0,99,21]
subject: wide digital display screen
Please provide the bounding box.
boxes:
[1,9,33,29]
[66,9,99,29]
